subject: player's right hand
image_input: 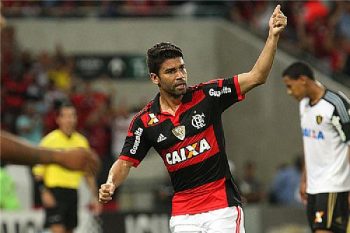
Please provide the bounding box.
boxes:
[269,5,287,37]
[99,183,116,203]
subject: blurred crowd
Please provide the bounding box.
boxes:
[1,25,143,211]
[229,1,350,79]
[1,25,138,148]
[2,0,350,80]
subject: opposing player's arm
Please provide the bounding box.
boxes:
[99,159,133,203]
[238,5,287,95]
[1,130,54,165]
[1,130,100,174]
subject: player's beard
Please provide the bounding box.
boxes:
[168,82,187,98]
[159,76,187,98]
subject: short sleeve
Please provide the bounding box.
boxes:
[119,117,151,167]
[203,75,245,112]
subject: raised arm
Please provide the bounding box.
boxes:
[98,159,133,203]
[238,5,287,95]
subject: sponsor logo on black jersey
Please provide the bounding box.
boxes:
[209,87,231,97]
[148,113,159,126]
[130,127,143,154]
[165,138,211,165]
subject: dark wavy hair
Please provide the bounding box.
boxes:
[282,62,315,80]
[147,42,183,75]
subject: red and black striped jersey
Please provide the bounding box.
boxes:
[119,75,244,216]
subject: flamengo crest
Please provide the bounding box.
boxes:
[172,125,186,140]
[192,112,206,129]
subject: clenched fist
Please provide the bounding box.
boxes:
[269,5,287,37]
[99,183,116,203]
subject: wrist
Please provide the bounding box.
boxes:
[268,32,279,40]
[106,175,115,186]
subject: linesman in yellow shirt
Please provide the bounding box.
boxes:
[33,102,101,233]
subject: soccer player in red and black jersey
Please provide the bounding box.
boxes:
[99,5,287,233]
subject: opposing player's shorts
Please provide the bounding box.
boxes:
[44,188,78,230]
[170,206,245,233]
[306,192,349,233]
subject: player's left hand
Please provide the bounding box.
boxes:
[269,5,287,37]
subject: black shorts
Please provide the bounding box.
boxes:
[44,188,78,230]
[306,192,349,233]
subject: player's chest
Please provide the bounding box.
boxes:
[145,101,216,147]
[300,105,333,139]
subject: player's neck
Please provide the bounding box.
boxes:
[159,92,183,116]
[308,81,325,105]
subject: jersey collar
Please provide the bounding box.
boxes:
[150,89,193,114]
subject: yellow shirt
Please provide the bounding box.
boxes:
[48,70,71,91]
[32,130,89,189]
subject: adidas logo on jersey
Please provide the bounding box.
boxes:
[157,134,167,143]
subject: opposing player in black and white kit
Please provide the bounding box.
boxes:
[99,5,287,233]
[282,62,350,233]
